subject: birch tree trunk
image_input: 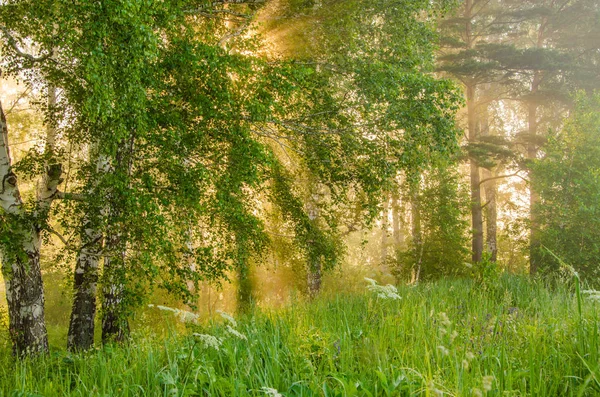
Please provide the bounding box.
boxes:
[101,229,129,344]
[0,100,59,356]
[67,153,109,351]
[101,160,130,344]
[391,190,403,256]
[237,261,253,313]
[306,185,322,297]
[100,136,134,343]
[307,254,322,297]
[67,219,102,350]
[410,184,422,283]
[380,196,389,264]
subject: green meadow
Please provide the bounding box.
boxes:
[2,275,599,396]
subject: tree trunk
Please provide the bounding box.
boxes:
[307,255,322,297]
[483,169,498,262]
[528,15,546,275]
[479,104,497,262]
[0,100,53,356]
[463,0,483,264]
[0,229,48,356]
[380,196,389,264]
[391,190,403,255]
[410,183,422,282]
[67,153,108,351]
[528,98,541,275]
[67,223,102,350]
[100,135,135,343]
[237,261,253,313]
[306,186,322,297]
[467,84,484,264]
[101,228,129,344]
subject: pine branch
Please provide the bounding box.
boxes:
[478,172,528,186]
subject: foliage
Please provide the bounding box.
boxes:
[394,165,470,281]
[1,275,599,395]
[0,0,462,353]
[533,93,600,281]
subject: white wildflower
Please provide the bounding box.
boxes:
[217,310,237,327]
[466,351,475,361]
[482,375,494,392]
[364,278,402,300]
[472,388,483,397]
[226,325,247,340]
[149,304,199,324]
[365,277,377,286]
[427,380,444,397]
[193,333,223,350]
[450,330,459,343]
[438,312,452,327]
[177,310,200,324]
[437,345,449,356]
[260,387,283,397]
[583,290,600,303]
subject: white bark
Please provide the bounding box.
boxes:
[306,186,322,297]
[67,153,108,350]
[381,196,389,264]
[0,99,55,356]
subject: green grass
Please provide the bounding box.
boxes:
[1,275,600,396]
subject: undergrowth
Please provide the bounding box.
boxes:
[1,274,599,396]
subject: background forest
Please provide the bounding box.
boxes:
[1,0,600,395]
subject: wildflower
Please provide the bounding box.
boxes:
[427,380,444,396]
[193,333,223,350]
[217,310,237,327]
[472,388,483,397]
[466,351,475,361]
[583,290,600,303]
[462,359,469,370]
[482,375,494,392]
[450,330,459,343]
[438,312,452,327]
[261,387,283,397]
[226,325,247,340]
[149,304,199,324]
[437,345,449,356]
[364,278,402,300]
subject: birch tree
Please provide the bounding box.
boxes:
[0,0,463,354]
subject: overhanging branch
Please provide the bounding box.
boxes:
[478,172,529,186]
[56,191,85,201]
[0,25,53,63]
[184,0,265,13]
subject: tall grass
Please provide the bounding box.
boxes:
[1,274,599,396]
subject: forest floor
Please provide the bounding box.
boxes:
[1,275,599,396]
